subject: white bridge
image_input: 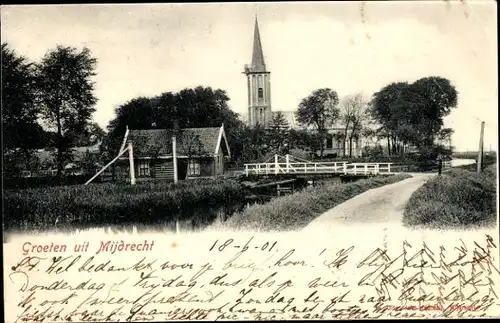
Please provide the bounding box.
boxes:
[244,154,394,176]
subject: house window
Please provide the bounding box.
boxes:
[188,159,200,176]
[326,136,333,149]
[138,161,150,176]
[258,87,263,99]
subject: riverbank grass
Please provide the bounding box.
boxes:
[4,179,246,232]
[225,173,412,231]
[403,164,497,229]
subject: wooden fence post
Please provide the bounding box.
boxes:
[128,142,136,185]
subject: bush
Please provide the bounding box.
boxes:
[225,173,412,231]
[3,179,247,232]
[3,175,95,189]
[403,164,497,229]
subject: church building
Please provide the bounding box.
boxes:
[244,18,272,128]
[242,18,363,158]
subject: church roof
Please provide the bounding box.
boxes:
[251,17,266,72]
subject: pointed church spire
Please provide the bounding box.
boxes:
[251,16,266,72]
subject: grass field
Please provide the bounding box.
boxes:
[4,179,247,232]
[223,173,412,232]
[403,164,497,229]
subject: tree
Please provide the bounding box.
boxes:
[104,86,247,163]
[87,122,106,145]
[232,124,269,164]
[37,45,98,177]
[437,127,454,147]
[405,77,458,147]
[296,88,340,158]
[369,82,409,156]
[71,122,106,147]
[289,129,321,158]
[79,150,102,176]
[362,144,384,159]
[370,77,458,158]
[103,96,156,160]
[348,97,370,157]
[339,96,355,157]
[266,112,290,153]
[360,126,380,148]
[171,87,245,163]
[1,43,45,176]
[340,93,371,157]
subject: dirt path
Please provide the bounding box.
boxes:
[303,173,435,231]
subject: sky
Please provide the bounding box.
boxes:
[1,1,497,152]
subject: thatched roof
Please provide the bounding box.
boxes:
[122,125,230,158]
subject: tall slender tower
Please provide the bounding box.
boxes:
[244,17,272,128]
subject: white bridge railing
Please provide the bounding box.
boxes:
[244,154,393,176]
[344,163,392,175]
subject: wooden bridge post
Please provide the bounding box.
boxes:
[343,162,347,175]
[173,135,178,184]
[274,154,279,175]
[245,164,249,176]
[285,154,290,173]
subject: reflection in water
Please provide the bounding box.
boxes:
[92,203,248,235]
[450,158,476,167]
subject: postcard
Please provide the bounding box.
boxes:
[2,1,499,321]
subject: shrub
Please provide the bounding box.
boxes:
[3,179,247,232]
[403,164,497,228]
[225,173,412,231]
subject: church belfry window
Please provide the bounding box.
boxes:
[258,88,263,99]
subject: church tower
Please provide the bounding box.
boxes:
[244,17,272,128]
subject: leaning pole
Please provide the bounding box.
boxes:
[477,121,485,173]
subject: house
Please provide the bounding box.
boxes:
[321,127,363,158]
[115,124,231,182]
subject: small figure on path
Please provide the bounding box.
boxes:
[437,154,443,176]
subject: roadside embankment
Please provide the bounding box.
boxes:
[223,173,412,231]
[403,164,497,229]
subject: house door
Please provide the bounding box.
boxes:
[219,155,224,174]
